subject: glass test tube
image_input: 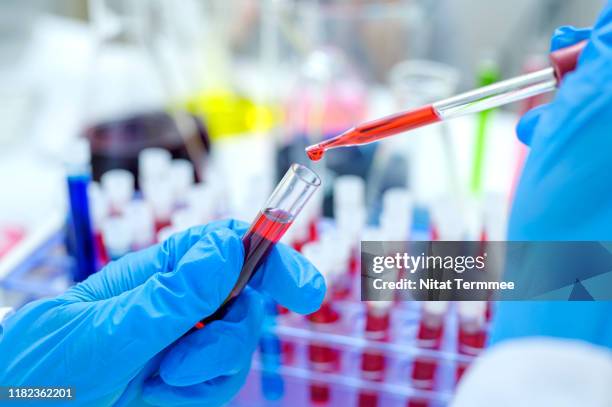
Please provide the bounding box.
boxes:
[196,164,321,328]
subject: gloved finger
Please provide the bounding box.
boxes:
[550,25,592,51]
[86,228,245,369]
[61,219,248,302]
[159,288,264,386]
[142,364,251,407]
[516,104,550,146]
[248,242,326,315]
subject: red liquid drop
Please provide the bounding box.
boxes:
[306,146,324,161]
[305,105,440,160]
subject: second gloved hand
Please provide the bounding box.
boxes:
[0,219,326,406]
[491,1,612,348]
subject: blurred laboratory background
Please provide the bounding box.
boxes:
[0,1,605,406]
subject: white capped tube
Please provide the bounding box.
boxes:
[380,188,413,240]
[125,200,155,249]
[101,169,135,213]
[170,159,195,204]
[102,216,133,260]
[431,196,464,240]
[186,184,216,223]
[171,207,200,231]
[88,182,109,230]
[139,148,171,186]
[142,176,174,224]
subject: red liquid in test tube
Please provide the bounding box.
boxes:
[94,230,110,267]
[307,302,341,404]
[196,210,293,327]
[193,164,321,329]
[358,302,392,407]
[302,241,342,405]
[456,302,487,383]
[411,302,448,390]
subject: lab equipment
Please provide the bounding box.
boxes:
[65,139,97,282]
[305,40,586,160]
[369,59,459,216]
[303,242,341,405]
[470,60,500,195]
[139,147,172,189]
[101,216,132,261]
[124,199,155,250]
[86,112,209,185]
[359,301,392,407]
[457,302,487,381]
[380,188,413,241]
[142,175,174,233]
[195,164,321,328]
[259,296,285,401]
[100,169,134,215]
[0,219,325,406]
[88,182,110,267]
[412,302,449,391]
[170,159,195,206]
[492,14,612,347]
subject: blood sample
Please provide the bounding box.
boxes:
[195,164,321,328]
[88,182,110,268]
[359,301,392,407]
[456,301,487,382]
[411,301,448,390]
[302,242,341,405]
[407,398,430,407]
[307,300,341,405]
[305,41,586,160]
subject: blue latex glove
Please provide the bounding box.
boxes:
[491,1,612,348]
[0,219,325,406]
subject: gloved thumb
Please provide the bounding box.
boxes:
[550,26,591,52]
[516,26,592,146]
[91,228,244,366]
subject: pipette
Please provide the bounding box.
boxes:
[305,41,586,161]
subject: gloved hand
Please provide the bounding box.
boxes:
[491,2,612,348]
[0,219,325,406]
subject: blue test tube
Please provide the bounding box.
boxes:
[66,139,97,282]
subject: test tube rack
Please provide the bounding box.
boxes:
[233,300,488,407]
